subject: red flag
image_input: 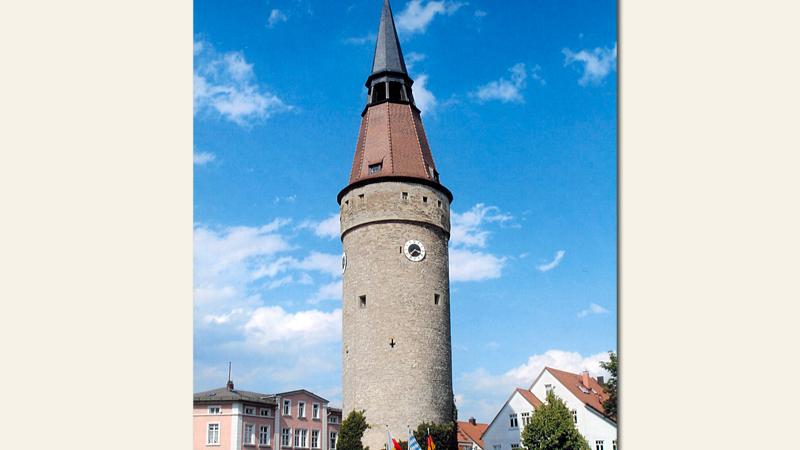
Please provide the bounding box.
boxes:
[427,436,436,450]
[392,439,403,450]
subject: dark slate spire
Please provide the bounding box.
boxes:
[371,0,407,77]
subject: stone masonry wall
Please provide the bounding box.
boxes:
[340,181,453,450]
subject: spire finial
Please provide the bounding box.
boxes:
[371,0,407,76]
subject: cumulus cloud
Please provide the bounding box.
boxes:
[449,248,505,282]
[194,151,216,165]
[297,214,340,239]
[578,303,610,318]
[413,74,437,115]
[396,0,465,35]
[456,350,612,419]
[194,40,291,126]
[563,43,617,86]
[308,280,343,304]
[267,9,288,28]
[472,63,539,103]
[244,306,342,347]
[537,250,565,272]
[448,204,513,282]
[405,52,427,70]
[451,203,513,248]
[343,33,376,45]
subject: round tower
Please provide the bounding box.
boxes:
[338,1,454,448]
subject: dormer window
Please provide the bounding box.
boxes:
[369,163,383,174]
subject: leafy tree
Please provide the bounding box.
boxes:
[339,410,370,450]
[412,421,457,450]
[599,351,618,421]
[520,391,590,450]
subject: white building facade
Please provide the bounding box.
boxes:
[482,367,617,450]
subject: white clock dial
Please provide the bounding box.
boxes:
[403,239,426,262]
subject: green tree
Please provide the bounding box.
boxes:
[521,391,590,450]
[599,351,618,421]
[339,410,370,450]
[412,421,457,450]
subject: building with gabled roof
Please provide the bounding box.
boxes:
[457,417,489,450]
[481,368,617,450]
[193,379,341,450]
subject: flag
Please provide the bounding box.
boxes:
[387,430,402,450]
[427,435,436,450]
[409,432,422,450]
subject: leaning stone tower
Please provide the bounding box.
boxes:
[338,1,454,448]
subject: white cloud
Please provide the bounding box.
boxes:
[447,204,512,282]
[267,9,288,28]
[413,74,437,115]
[537,250,565,272]
[472,63,533,103]
[457,350,612,419]
[474,9,487,18]
[194,151,216,165]
[563,43,617,86]
[294,252,341,278]
[343,33,376,45]
[308,280,343,304]
[396,0,465,35]
[273,195,297,204]
[578,303,610,318]
[313,214,340,239]
[194,40,291,126]
[244,306,342,347]
[451,203,513,248]
[405,52,427,71]
[449,248,505,282]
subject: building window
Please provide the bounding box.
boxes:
[595,441,604,450]
[571,410,577,424]
[369,163,382,174]
[511,445,520,450]
[244,423,256,446]
[294,429,301,447]
[282,428,291,447]
[438,200,442,208]
[312,403,320,419]
[330,432,338,450]
[612,441,617,450]
[402,192,408,200]
[521,412,530,426]
[422,196,428,203]
[283,400,291,416]
[245,406,256,416]
[299,429,308,448]
[434,293,440,305]
[298,402,306,418]
[545,384,554,394]
[493,446,500,450]
[359,295,366,308]
[509,413,519,428]
[261,408,272,417]
[208,406,221,415]
[207,423,220,445]
[329,415,338,424]
[260,426,271,446]
[311,430,320,448]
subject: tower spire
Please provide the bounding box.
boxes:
[371,0,407,77]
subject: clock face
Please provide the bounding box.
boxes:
[342,252,347,273]
[403,240,426,262]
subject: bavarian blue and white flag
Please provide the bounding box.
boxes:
[408,431,423,450]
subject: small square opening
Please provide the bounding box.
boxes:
[434,294,440,305]
[402,192,408,200]
[368,163,382,174]
[359,295,366,308]
[437,200,442,208]
[422,196,428,203]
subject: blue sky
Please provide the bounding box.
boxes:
[194,0,617,421]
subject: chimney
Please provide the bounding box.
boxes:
[227,379,235,390]
[581,370,590,388]
[597,376,605,385]
[469,417,476,425]
[226,362,234,390]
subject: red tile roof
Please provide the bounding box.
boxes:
[347,102,441,186]
[515,388,543,408]
[457,420,488,449]
[544,367,610,416]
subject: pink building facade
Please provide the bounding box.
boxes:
[194,382,341,450]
